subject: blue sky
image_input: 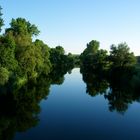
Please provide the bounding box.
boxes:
[0,0,140,55]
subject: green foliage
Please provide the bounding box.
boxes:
[72,54,80,66]
[109,43,136,67]
[16,45,36,78]
[5,18,39,47]
[0,35,17,71]
[50,46,75,70]
[55,46,65,55]
[50,46,65,66]
[80,40,99,60]
[80,40,109,75]
[0,67,9,85]
[80,40,140,113]
[0,5,139,117]
[34,39,51,75]
[6,18,40,37]
[2,17,51,80]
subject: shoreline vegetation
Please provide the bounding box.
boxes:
[0,6,139,87]
[0,4,140,103]
[0,5,140,140]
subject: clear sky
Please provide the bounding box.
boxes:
[0,0,140,55]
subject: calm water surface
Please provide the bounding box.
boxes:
[14,68,140,140]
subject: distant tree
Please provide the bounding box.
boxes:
[55,46,65,55]
[80,40,99,60]
[136,56,140,64]
[109,43,136,67]
[80,40,108,75]
[67,53,75,67]
[50,46,65,66]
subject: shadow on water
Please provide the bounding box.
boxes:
[0,66,71,140]
[0,65,140,139]
[81,66,140,114]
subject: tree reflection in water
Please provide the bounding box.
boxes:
[0,67,70,140]
[0,65,140,139]
[81,66,140,114]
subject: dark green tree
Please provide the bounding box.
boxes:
[50,46,65,66]
[5,18,40,47]
[80,40,109,76]
[6,18,40,37]
[4,18,45,80]
[34,39,51,76]
[109,43,136,67]
[0,35,17,71]
[16,44,37,78]
[80,40,99,61]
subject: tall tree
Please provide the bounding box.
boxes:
[109,43,136,67]
[80,40,99,60]
[80,40,108,75]
[6,18,40,37]
[4,18,42,79]
[5,18,40,47]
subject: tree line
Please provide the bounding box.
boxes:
[0,5,139,87]
[0,6,76,86]
[80,40,137,73]
[80,40,140,114]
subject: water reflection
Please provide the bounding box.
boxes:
[81,66,140,114]
[81,69,109,96]
[0,67,70,140]
[0,78,50,140]
[0,66,140,139]
[106,67,140,114]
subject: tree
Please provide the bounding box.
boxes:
[0,6,4,32]
[6,18,40,37]
[50,46,65,66]
[16,44,36,78]
[0,67,9,85]
[109,43,136,67]
[15,39,52,79]
[34,39,51,75]
[55,46,65,55]
[80,40,99,60]
[0,35,17,71]
[5,18,40,47]
[80,40,108,75]
[3,18,43,79]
